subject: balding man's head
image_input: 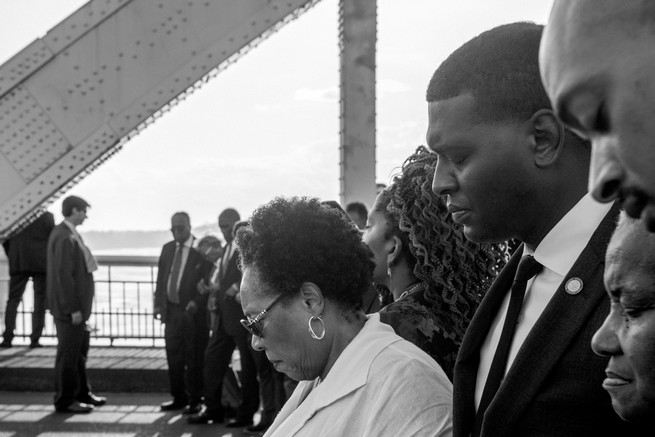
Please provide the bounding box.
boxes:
[540,0,655,232]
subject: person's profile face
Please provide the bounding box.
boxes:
[170,214,191,244]
[218,217,236,243]
[361,194,393,287]
[591,222,655,423]
[427,93,533,243]
[70,207,88,226]
[240,267,326,381]
[540,0,655,232]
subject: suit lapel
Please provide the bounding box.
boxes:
[483,204,619,435]
[162,243,175,279]
[453,248,522,436]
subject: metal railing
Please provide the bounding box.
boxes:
[0,255,164,347]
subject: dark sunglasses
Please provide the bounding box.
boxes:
[240,293,285,338]
[170,225,188,232]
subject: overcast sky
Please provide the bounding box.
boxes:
[1,0,553,231]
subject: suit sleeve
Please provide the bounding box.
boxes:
[53,235,82,315]
[154,246,168,310]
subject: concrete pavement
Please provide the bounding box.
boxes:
[0,392,253,437]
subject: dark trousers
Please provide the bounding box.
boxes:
[3,272,46,343]
[164,304,208,404]
[203,319,259,419]
[53,319,91,409]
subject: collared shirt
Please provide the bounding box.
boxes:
[265,313,453,437]
[475,194,612,410]
[167,234,194,294]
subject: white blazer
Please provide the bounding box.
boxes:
[264,313,453,437]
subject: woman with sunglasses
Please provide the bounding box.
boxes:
[234,197,452,437]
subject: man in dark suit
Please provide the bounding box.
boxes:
[47,195,106,414]
[426,23,647,436]
[187,209,261,428]
[154,211,212,413]
[1,211,54,348]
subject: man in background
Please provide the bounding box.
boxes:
[189,209,261,429]
[154,212,213,414]
[345,202,368,230]
[1,211,54,348]
[48,196,106,414]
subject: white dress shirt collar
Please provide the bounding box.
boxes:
[181,234,194,248]
[525,193,613,277]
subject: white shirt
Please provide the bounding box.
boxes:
[167,234,194,294]
[265,313,453,437]
[474,194,612,409]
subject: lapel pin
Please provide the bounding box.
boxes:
[565,277,583,295]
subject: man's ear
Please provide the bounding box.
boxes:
[386,235,404,268]
[299,282,325,316]
[528,109,565,168]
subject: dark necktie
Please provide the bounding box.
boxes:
[473,255,542,437]
[168,244,183,304]
[220,242,232,281]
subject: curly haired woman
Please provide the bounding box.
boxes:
[363,146,508,379]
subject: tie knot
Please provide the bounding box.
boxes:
[515,255,542,283]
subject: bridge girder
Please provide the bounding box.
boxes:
[0,0,377,238]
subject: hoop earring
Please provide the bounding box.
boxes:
[308,315,325,340]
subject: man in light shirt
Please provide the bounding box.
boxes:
[426,23,647,436]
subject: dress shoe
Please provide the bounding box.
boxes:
[55,402,94,414]
[182,403,202,415]
[187,410,224,424]
[160,399,187,411]
[77,393,107,407]
[226,416,253,428]
[0,340,11,348]
[29,342,43,349]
